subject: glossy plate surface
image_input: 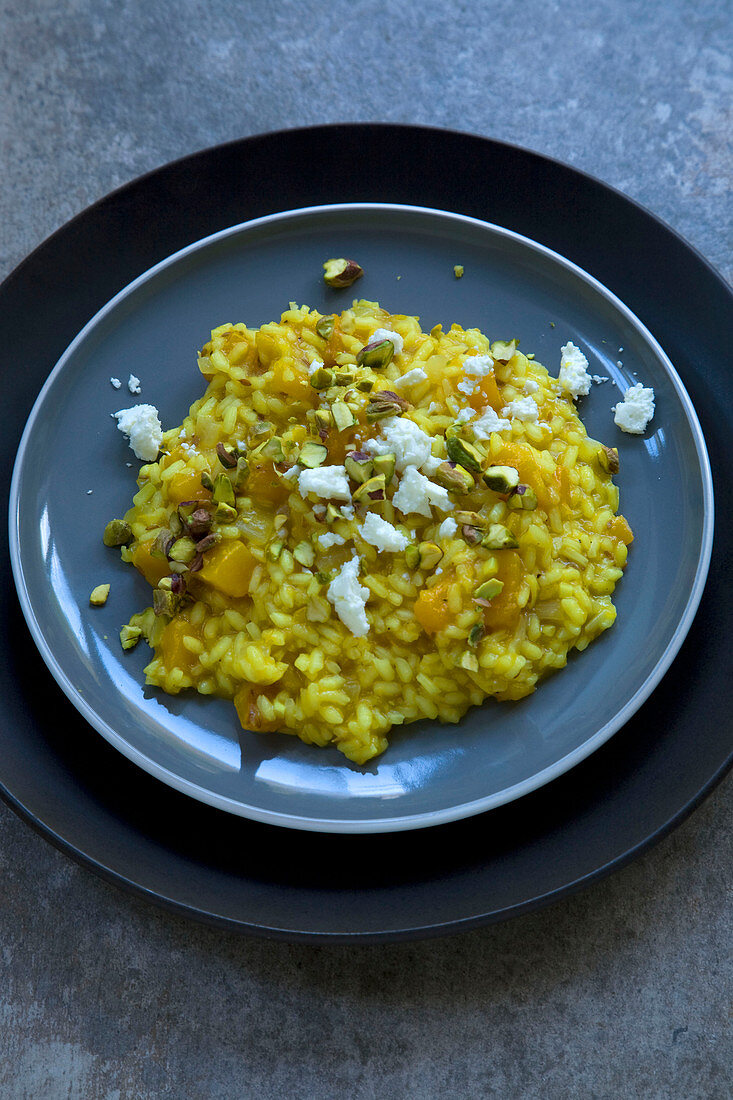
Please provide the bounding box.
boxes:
[9,202,713,832]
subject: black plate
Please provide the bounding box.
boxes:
[2,124,731,941]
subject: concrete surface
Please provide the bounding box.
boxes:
[0,0,731,1096]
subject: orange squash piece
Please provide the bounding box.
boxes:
[234,686,280,732]
[247,463,289,507]
[157,618,201,673]
[414,578,454,635]
[196,540,255,598]
[132,538,170,587]
[483,553,525,632]
[467,370,503,413]
[607,515,634,545]
[167,468,211,505]
[269,357,311,401]
[492,441,557,512]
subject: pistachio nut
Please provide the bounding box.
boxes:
[433,461,474,494]
[473,578,504,600]
[89,583,110,606]
[310,366,335,390]
[344,451,375,484]
[372,452,396,483]
[323,258,364,288]
[490,339,518,363]
[353,474,386,503]
[598,444,620,474]
[481,524,520,550]
[216,441,238,469]
[102,519,133,547]
[119,624,141,650]
[446,436,484,473]
[482,465,520,493]
[507,484,538,511]
[298,442,329,468]
[315,314,336,339]
[357,339,394,371]
[331,400,356,431]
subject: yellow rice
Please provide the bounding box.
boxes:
[116,300,632,764]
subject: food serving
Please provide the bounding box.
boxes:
[104,300,633,764]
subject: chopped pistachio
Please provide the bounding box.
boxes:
[490,339,518,363]
[212,473,235,507]
[120,624,141,650]
[482,465,520,493]
[310,366,335,390]
[168,511,184,538]
[454,510,487,529]
[168,536,197,564]
[266,540,284,562]
[459,652,479,672]
[325,503,344,524]
[353,473,386,503]
[334,365,357,386]
[260,436,285,463]
[252,419,273,436]
[446,436,484,473]
[418,542,443,570]
[314,409,332,433]
[323,258,363,288]
[194,532,219,554]
[598,444,620,474]
[345,451,374,484]
[298,442,328,469]
[357,339,394,371]
[89,583,110,606]
[461,525,483,545]
[474,578,504,600]
[200,471,215,492]
[150,527,174,560]
[404,545,421,570]
[433,461,474,494]
[372,452,396,483]
[184,506,213,538]
[481,524,520,550]
[507,484,538,511]
[293,540,315,568]
[314,570,334,585]
[366,390,410,421]
[315,314,336,339]
[331,400,356,431]
[355,376,375,392]
[233,456,250,490]
[430,323,443,338]
[453,264,464,278]
[215,502,238,521]
[153,586,181,617]
[102,519,133,547]
[468,623,485,647]
[216,441,238,469]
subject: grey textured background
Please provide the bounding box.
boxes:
[1,1,731,1097]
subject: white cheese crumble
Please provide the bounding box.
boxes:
[128,374,141,395]
[318,532,345,549]
[455,408,475,424]
[371,327,404,356]
[327,556,369,636]
[340,504,355,520]
[358,512,409,552]
[368,417,436,473]
[472,406,512,439]
[297,465,352,501]
[523,379,539,393]
[613,383,655,434]
[308,358,324,375]
[456,353,495,396]
[559,341,592,398]
[281,465,300,480]
[393,367,428,389]
[392,466,454,518]
[437,517,457,539]
[110,377,121,389]
[502,397,539,422]
[113,404,163,462]
[592,374,610,384]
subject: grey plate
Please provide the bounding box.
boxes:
[9,204,713,834]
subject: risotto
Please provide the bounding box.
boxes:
[105,300,633,764]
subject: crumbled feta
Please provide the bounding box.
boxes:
[427,401,443,414]
[371,327,404,356]
[327,556,369,636]
[358,512,409,552]
[281,465,300,480]
[523,379,539,394]
[456,408,475,424]
[128,374,141,395]
[181,442,197,455]
[592,375,610,384]
[472,406,512,439]
[437,517,457,539]
[420,455,442,475]
[456,353,495,396]
[370,417,435,473]
[613,383,655,434]
[392,466,454,517]
[502,397,539,422]
[110,377,121,389]
[298,465,351,501]
[340,505,355,520]
[113,404,163,462]
[559,342,592,398]
[308,358,323,375]
[318,532,345,549]
[393,367,428,389]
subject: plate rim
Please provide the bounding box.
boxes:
[8,199,715,834]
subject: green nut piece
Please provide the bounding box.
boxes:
[314,409,333,434]
[216,441,238,469]
[474,578,505,600]
[445,423,463,442]
[298,442,329,468]
[200,471,215,492]
[89,583,110,606]
[357,339,394,371]
[334,365,357,386]
[293,540,315,568]
[507,485,538,511]
[310,367,336,390]
[314,570,334,585]
[353,474,386,503]
[454,264,464,279]
[454,510,487,530]
[355,376,375,392]
[315,315,336,339]
[323,258,363,288]
[331,400,356,431]
[418,542,443,570]
[482,465,520,493]
[433,461,474,494]
[490,339,518,363]
[366,390,410,421]
[325,503,344,524]
[372,452,396,483]
[404,545,421,570]
[168,536,197,564]
[260,436,285,463]
[212,473,235,507]
[446,436,484,473]
[344,451,374,484]
[119,624,142,650]
[102,519,133,547]
[266,540,284,562]
[152,586,181,617]
[481,524,519,550]
[215,502,237,522]
[468,623,485,647]
[233,456,250,490]
[598,444,620,474]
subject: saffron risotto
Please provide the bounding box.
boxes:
[115,301,633,764]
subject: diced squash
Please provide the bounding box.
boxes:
[167,468,211,505]
[196,540,255,598]
[414,578,453,635]
[492,441,557,512]
[483,552,525,632]
[157,618,202,673]
[132,538,170,587]
[247,463,289,507]
[234,687,280,732]
[467,370,503,413]
[607,515,634,545]
[269,356,311,401]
